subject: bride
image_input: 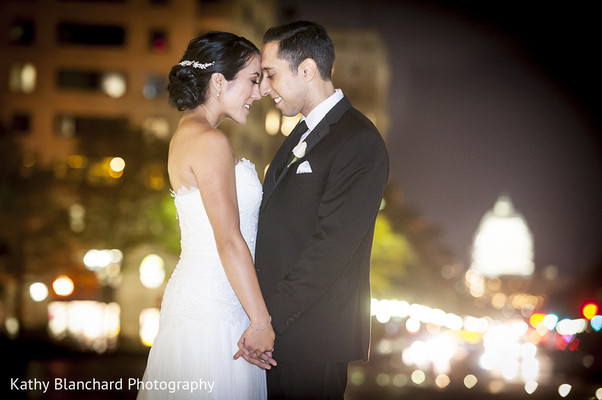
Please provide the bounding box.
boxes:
[137,32,275,399]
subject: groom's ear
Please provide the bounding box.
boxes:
[298,58,317,82]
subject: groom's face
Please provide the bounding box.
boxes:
[260,41,306,117]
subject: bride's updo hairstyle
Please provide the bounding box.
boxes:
[168,32,260,111]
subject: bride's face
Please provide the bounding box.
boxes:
[221,54,261,124]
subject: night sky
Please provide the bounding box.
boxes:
[278,1,602,276]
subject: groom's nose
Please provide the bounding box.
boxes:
[260,78,270,97]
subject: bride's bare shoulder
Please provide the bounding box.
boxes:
[171,122,234,169]
[168,122,234,189]
[172,121,228,151]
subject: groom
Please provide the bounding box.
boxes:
[254,21,388,399]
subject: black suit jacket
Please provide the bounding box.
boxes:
[256,96,389,362]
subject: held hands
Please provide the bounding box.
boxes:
[233,320,276,370]
[235,349,276,370]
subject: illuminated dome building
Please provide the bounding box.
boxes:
[471,195,534,278]
[465,195,541,315]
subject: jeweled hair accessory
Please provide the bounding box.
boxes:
[179,60,215,69]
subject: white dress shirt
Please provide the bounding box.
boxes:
[296,89,344,145]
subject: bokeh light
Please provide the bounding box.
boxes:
[5,317,19,338]
[376,373,390,387]
[435,374,450,388]
[558,383,572,397]
[139,308,160,347]
[29,282,48,302]
[591,315,602,331]
[582,302,599,320]
[464,374,478,389]
[139,254,166,289]
[102,72,126,98]
[405,317,420,334]
[84,249,111,271]
[52,275,74,296]
[349,370,364,386]
[109,157,125,172]
[265,109,280,135]
[524,380,538,394]
[529,313,545,328]
[392,374,407,387]
[47,301,120,352]
[410,370,426,385]
[280,114,301,136]
[543,313,559,330]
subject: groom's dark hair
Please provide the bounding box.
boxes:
[263,21,335,80]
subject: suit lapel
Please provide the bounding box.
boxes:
[262,125,302,196]
[261,97,353,211]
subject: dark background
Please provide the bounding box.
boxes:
[279,0,602,276]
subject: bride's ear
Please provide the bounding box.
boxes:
[210,73,225,98]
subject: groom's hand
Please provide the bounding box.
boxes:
[259,350,277,367]
[234,348,277,370]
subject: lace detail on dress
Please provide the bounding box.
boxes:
[158,159,262,321]
[171,186,199,198]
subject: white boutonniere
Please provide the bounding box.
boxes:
[287,141,307,168]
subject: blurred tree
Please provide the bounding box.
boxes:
[0,123,178,334]
[72,127,178,253]
[370,212,416,298]
[376,184,470,310]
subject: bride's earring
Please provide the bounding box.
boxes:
[217,88,221,98]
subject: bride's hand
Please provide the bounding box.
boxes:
[243,317,276,356]
[234,325,276,369]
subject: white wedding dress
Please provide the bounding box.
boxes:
[138,159,266,400]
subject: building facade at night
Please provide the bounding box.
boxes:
[0,0,276,168]
[330,29,390,137]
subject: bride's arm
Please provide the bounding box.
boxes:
[188,129,275,367]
